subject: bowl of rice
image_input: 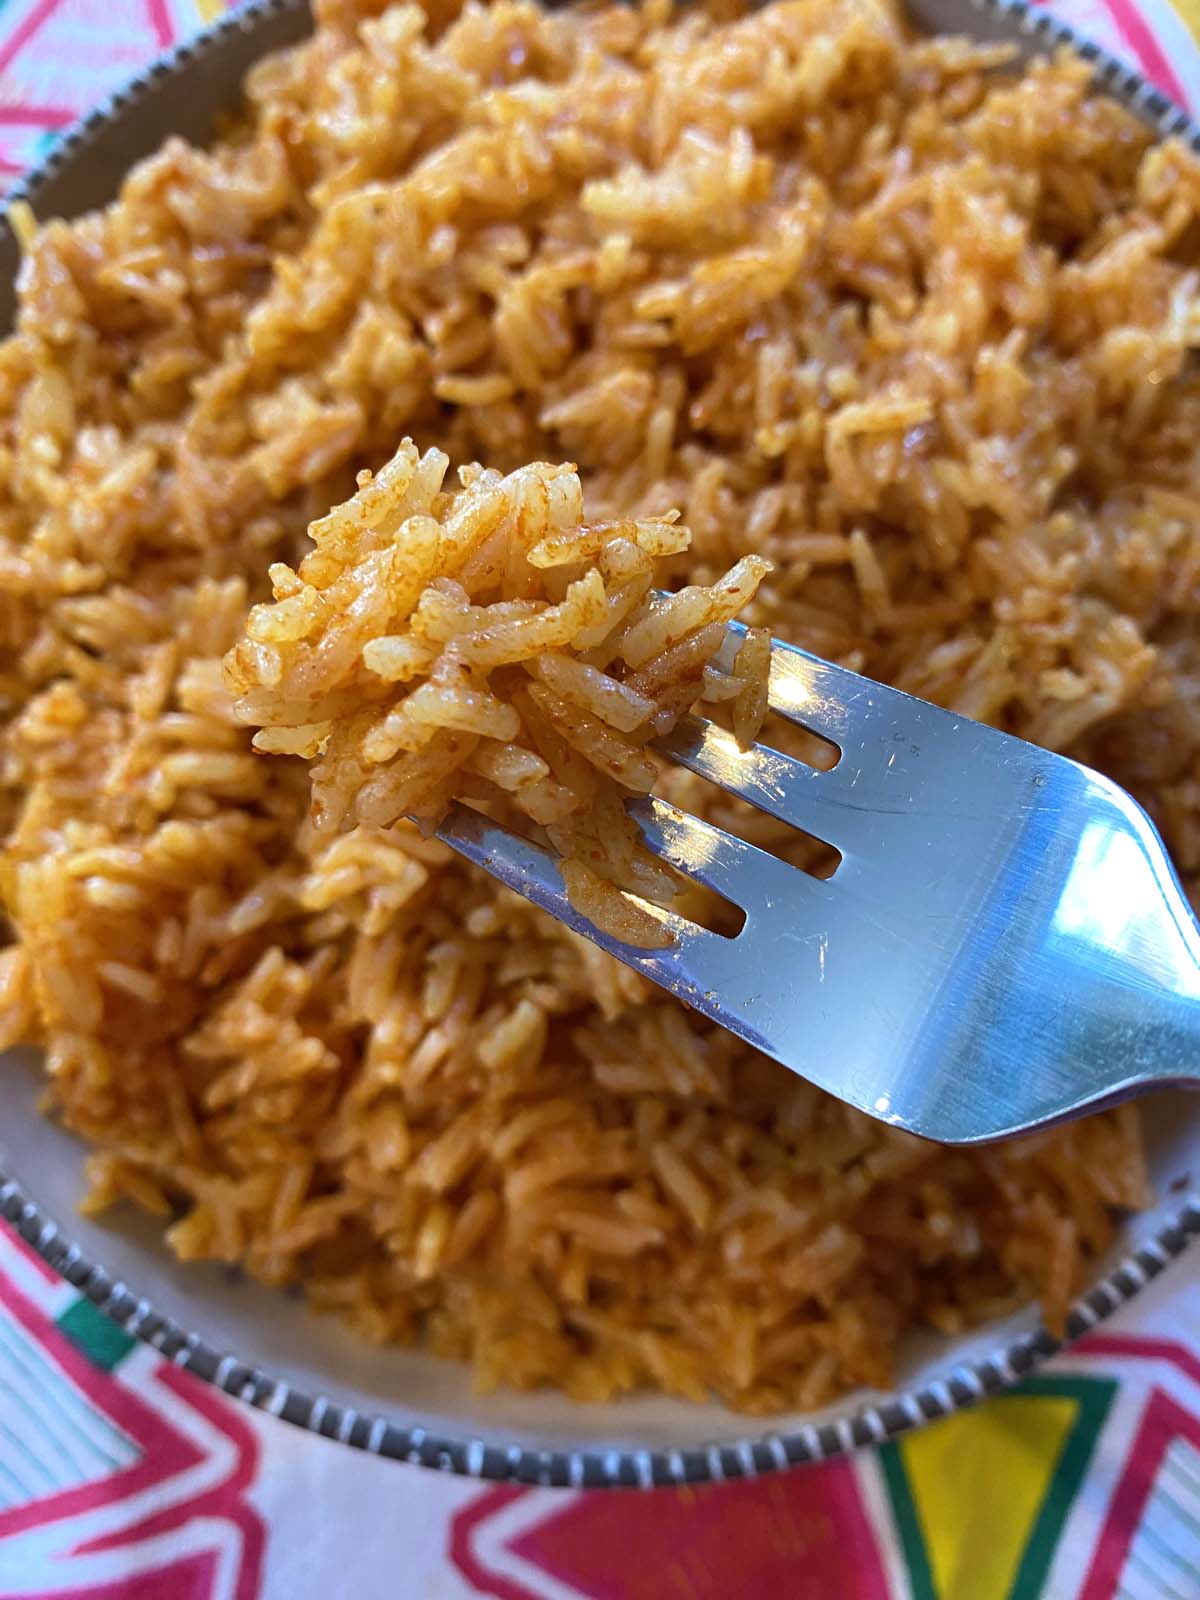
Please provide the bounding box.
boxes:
[1,0,1199,1486]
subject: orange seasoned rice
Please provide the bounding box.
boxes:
[225,445,770,947]
[2,0,1192,1409]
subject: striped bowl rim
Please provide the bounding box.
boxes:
[1,0,1199,1487]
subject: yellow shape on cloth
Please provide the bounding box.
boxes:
[1169,0,1200,41]
[899,1395,1077,1600]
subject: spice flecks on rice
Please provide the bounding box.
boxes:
[225,444,768,945]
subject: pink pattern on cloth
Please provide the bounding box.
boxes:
[0,0,238,177]
[1100,0,1190,100]
[450,1470,890,1600]
[0,1233,265,1599]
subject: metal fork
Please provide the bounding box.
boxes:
[435,625,1200,1144]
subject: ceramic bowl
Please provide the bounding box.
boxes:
[1,0,1197,1488]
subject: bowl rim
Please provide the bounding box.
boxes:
[3,1166,1197,1486]
[3,0,1200,1489]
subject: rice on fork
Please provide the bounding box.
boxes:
[225,441,771,946]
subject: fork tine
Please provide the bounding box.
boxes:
[720,617,915,755]
[435,800,723,963]
[654,712,872,851]
[766,638,873,750]
[628,794,821,910]
[435,800,806,1069]
[434,800,588,923]
[722,621,891,752]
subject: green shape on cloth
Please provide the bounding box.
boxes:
[879,1373,1117,1600]
[880,1436,936,1600]
[1007,1376,1118,1597]
[57,1298,136,1373]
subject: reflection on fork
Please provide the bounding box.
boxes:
[438,622,1200,1145]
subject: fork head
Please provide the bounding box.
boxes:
[439,631,1200,1144]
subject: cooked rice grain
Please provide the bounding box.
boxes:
[0,0,1176,1410]
[226,446,767,944]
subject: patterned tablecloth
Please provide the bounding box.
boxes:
[1,2,1200,1596]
